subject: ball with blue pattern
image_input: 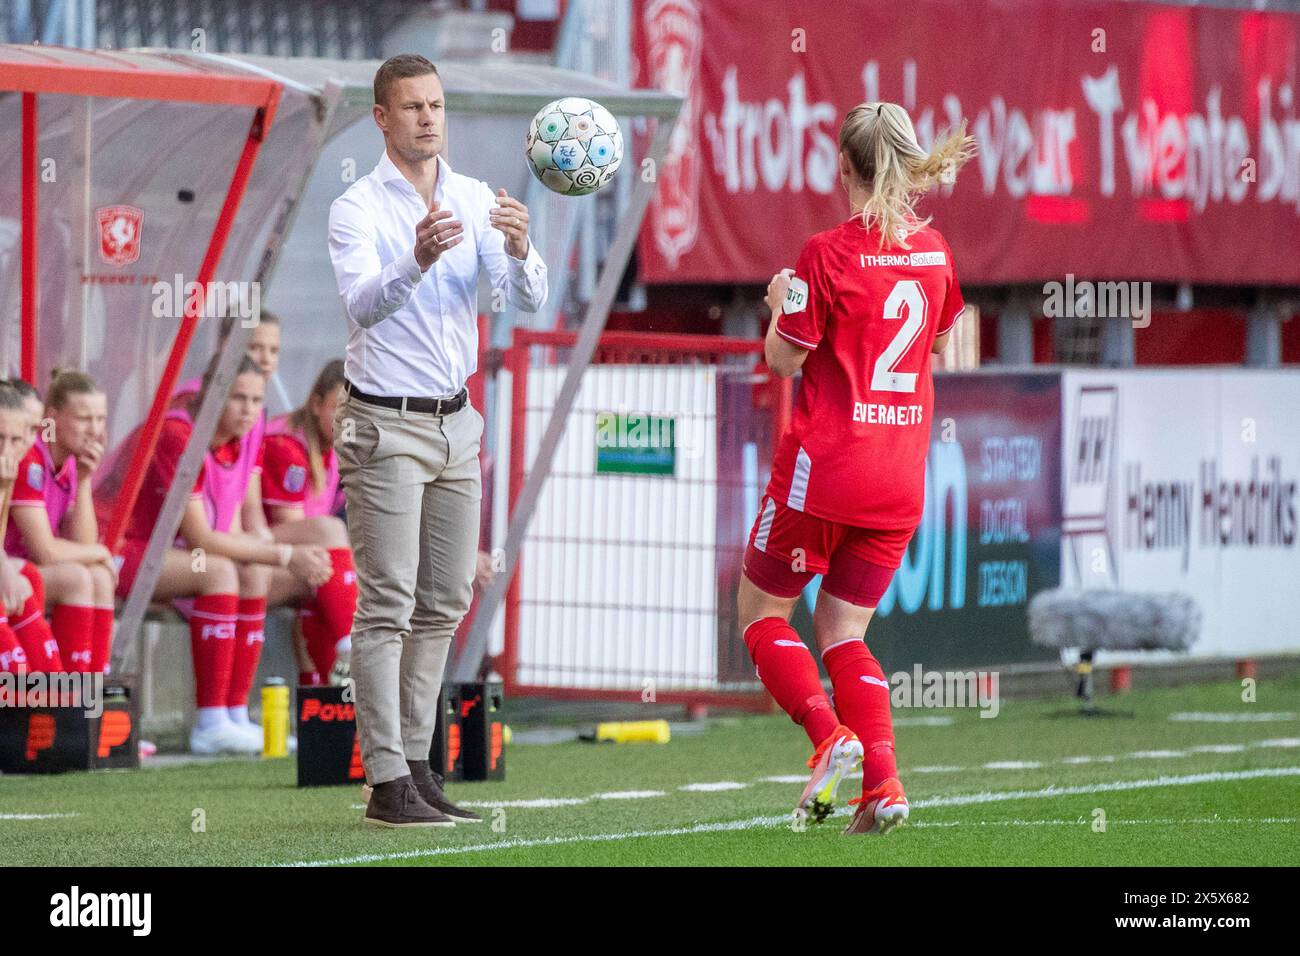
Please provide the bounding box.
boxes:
[525,97,624,196]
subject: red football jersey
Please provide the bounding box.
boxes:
[767,217,964,530]
[124,417,205,543]
[260,433,315,509]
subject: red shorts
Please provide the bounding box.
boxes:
[742,495,915,608]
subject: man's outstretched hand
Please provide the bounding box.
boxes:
[414,201,465,271]
[489,188,531,260]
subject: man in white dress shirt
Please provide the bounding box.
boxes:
[328,54,547,828]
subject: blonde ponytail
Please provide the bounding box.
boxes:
[839,102,976,250]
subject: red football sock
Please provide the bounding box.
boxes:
[0,618,27,673]
[226,597,267,708]
[743,617,839,746]
[11,576,62,673]
[91,606,115,674]
[52,603,95,672]
[190,593,239,709]
[822,638,897,789]
[313,548,357,636]
[299,602,336,677]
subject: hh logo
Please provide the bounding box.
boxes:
[96,204,144,267]
[300,699,355,722]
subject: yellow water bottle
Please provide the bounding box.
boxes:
[262,678,289,758]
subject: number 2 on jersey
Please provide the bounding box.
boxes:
[871,279,928,393]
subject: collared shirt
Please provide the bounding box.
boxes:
[328,151,548,397]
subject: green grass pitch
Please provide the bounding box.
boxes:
[2,675,1297,866]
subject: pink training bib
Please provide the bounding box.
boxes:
[164,407,260,535]
[3,437,77,561]
[265,415,340,519]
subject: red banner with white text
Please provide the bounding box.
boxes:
[632,0,1300,285]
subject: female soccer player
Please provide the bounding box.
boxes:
[0,381,60,673]
[259,360,355,685]
[109,357,332,752]
[738,102,974,835]
[5,371,117,672]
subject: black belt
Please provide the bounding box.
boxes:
[344,379,468,416]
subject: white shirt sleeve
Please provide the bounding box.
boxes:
[327,194,424,330]
[476,182,549,314]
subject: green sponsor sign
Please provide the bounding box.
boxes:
[595,412,676,476]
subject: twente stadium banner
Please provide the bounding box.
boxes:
[633,0,1300,286]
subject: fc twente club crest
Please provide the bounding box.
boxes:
[96,204,144,267]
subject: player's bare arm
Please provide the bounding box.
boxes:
[763,268,811,378]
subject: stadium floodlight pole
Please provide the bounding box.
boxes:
[453,107,681,684]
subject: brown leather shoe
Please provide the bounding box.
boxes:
[407,760,483,823]
[363,774,455,828]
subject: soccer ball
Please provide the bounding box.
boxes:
[525,97,623,196]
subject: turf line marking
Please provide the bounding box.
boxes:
[1170,712,1297,723]
[910,765,966,773]
[909,816,1300,829]
[913,767,1300,809]
[281,766,1300,868]
[893,716,955,727]
[0,812,80,821]
[679,781,747,792]
[593,790,666,800]
[280,813,793,867]
[983,760,1043,769]
[459,797,588,809]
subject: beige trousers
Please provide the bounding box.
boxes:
[334,392,483,785]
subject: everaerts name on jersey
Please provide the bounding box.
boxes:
[854,402,925,425]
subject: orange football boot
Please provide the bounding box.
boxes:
[844,776,909,835]
[797,725,863,823]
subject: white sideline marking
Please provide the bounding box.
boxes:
[282,813,792,867]
[593,790,666,800]
[283,767,1300,867]
[1188,744,1245,754]
[679,781,747,792]
[759,774,808,784]
[1170,712,1298,723]
[909,816,1300,829]
[912,767,1300,810]
[1061,755,1117,764]
[1127,750,1186,759]
[910,765,966,774]
[1253,738,1300,748]
[0,812,79,821]
[984,760,1042,769]
[459,797,587,809]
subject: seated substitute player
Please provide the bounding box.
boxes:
[738,101,974,836]
[5,371,117,672]
[260,359,356,686]
[108,357,333,753]
[164,355,339,750]
[177,316,357,690]
[0,381,61,673]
